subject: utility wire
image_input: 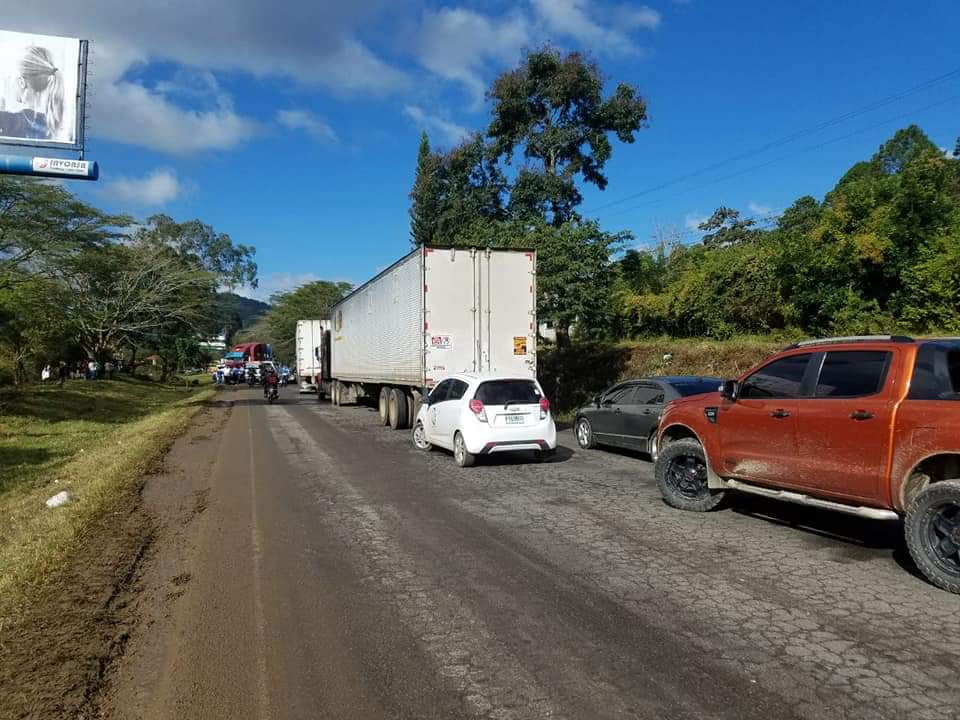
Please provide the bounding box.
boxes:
[585,66,960,215]
[601,93,960,222]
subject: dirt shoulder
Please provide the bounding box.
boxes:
[0,389,223,720]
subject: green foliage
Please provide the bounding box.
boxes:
[619,125,960,339]
[409,132,443,247]
[239,280,351,362]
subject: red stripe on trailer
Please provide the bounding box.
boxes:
[424,284,428,293]
[529,285,533,293]
[424,320,429,330]
[529,322,533,330]
[424,248,434,254]
[525,252,534,260]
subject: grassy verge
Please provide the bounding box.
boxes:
[0,376,215,626]
[540,335,795,421]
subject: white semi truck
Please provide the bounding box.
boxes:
[315,245,537,429]
[295,319,330,393]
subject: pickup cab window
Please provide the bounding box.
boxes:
[739,354,811,399]
[815,351,891,398]
[909,345,960,400]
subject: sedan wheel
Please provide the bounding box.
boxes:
[454,432,475,468]
[412,422,432,451]
[575,417,595,449]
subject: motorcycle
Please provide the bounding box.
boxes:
[266,383,279,403]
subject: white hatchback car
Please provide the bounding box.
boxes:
[412,373,557,467]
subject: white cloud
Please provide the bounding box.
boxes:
[685,213,709,231]
[100,169,182,206]
[416,7,531,105]
[747,201,774,216]
[2,2,408,152]
[531,0,660,56]
[277,110,338,142]
[403,105,470,146]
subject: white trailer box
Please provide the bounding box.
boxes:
[295,319,329,392]
[327,246,536,428]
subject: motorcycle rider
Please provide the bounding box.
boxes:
[263,367,280,399]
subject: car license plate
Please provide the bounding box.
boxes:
[505,414,524,425]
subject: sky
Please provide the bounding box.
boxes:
[2,0,959,300]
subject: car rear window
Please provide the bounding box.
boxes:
[815,351,891,397]
[909,345,960,400]
[670,380,721,397]
[475,380,542,405]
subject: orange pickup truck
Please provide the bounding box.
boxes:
[654,336,960,593]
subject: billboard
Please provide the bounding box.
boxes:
[0,30,85,148]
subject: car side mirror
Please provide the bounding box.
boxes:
[720,380,739,401]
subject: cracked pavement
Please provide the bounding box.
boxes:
[106,389,960,719]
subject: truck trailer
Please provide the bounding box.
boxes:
[295,319,330,393]
[319,245,537,429]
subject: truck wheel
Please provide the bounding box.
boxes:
[412,421,432,451]
[406,390,419,429]
[454,432,475,468]
[905,479,960,594]
[575,417,596,449]
[389,388,408,430]
[378,387,391,426]
[655,438,725,512]
[332,381,341,407]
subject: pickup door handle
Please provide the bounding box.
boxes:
[770,409,791,418]
[850,410,874,420]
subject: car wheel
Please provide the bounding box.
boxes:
[905,479,960,594]
[389,388,409,430]
[647,430,659,463]
[454,432,474,468]
[378,387,391,426]
[412,421,432,451]
[655,438,725,512]
[575,417,596,449]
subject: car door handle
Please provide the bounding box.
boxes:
[850,410,874,420]
[770,409,791,418]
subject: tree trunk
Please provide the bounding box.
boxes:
[127,345,137,375]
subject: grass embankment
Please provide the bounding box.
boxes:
[540,335,795,421]
[0,375,215,625]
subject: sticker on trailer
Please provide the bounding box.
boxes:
[430,335,453,350]
[513,336,528,355]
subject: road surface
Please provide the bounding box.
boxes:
[103,388,960,720]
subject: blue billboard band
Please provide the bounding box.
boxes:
[0,154,99,181]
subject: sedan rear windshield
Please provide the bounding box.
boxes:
[670,380,721,397]
[475,380,542,405]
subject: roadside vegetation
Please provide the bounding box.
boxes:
[0,376,214,624]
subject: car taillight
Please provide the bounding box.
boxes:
[539,396,550,420]
[469,398,487,422]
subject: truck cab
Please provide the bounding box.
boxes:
[655,336,960,593]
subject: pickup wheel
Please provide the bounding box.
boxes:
[655,438,725,512]
[905,479,960,594]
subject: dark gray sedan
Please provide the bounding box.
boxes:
[574,376,721,460]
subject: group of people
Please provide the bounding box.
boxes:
[40,360,117,384]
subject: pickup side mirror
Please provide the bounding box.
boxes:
[593,394,601,408]
[720,379,739,401]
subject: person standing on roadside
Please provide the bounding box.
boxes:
[58,362,67,387]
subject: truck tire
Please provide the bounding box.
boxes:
[406,390,419,429]
[454,432,475,468]
[332,381,341,407]
[389,388,408,430]
[905,479,960,594]
[378,387,391,426]
[655,438,726,512]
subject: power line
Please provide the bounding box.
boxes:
[585,66,960,215]
[601,92,960,222]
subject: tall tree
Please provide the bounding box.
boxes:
[698,207,759,248]
[486,46,648,224]
[409,132,442,247]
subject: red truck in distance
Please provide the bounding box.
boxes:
[654,336,960,593]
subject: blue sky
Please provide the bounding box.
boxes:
[6,0,959,299]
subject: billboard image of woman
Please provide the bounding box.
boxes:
[0,30,82,146]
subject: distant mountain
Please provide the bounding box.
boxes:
[217,292,270,343]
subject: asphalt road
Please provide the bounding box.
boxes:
[105,388,960,720]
